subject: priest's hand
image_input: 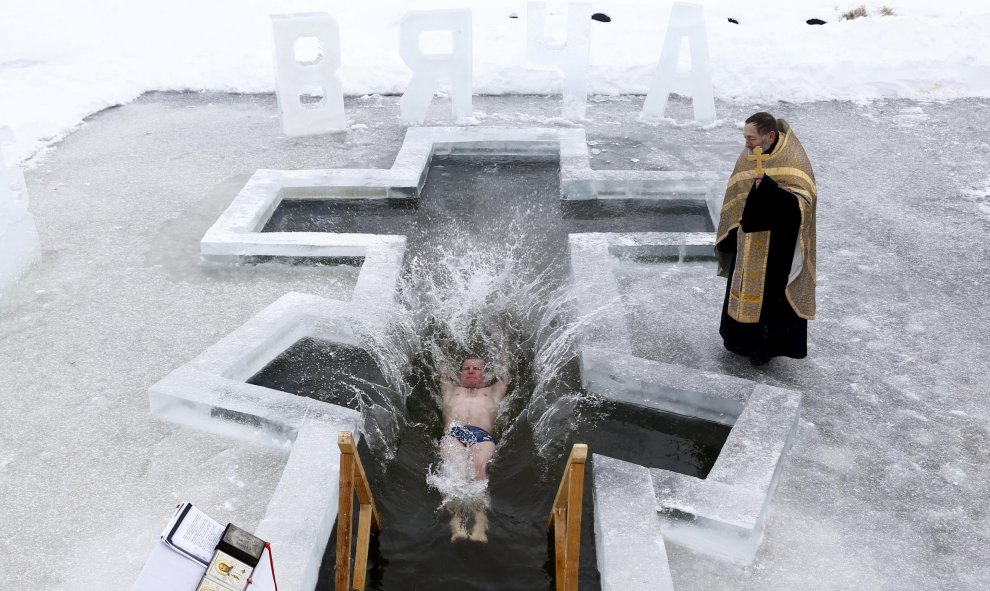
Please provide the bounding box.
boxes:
[754,174,764,188]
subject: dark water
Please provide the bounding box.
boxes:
[262,198,417,234]
[247,337,390,411]
[561,198,714,233]
[247,158,725,590]
[260,158,712,239]
[249,338,729,591]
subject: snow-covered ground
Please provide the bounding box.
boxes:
[2,0,989,165]
[2,2,989,590]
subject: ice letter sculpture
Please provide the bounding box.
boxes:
[271,13,346,136]
[399,10,473,125]
[0,127,40,298]
[642,2,716,124]
[527,2,592,120]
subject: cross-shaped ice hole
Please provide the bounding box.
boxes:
[176,126,791,590]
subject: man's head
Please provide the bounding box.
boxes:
[458,357,486,389]
[743,112,778,152]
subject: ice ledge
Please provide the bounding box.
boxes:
[569,234,718,358]
[149,292,400,591]
[0,125,41,298]
[586,349,801,587]
[594,455,675,591]
[0,213,40,298]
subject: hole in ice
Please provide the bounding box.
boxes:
[247,337,390,412]
[311,361,730,590]
[238,255,364,267]
[262,198,417,234]
[583,399,730,479]
[561,198,714,233]
[241,153,726,589]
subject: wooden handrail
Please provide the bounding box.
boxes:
[336,431,382,591]
[547,443,587,591]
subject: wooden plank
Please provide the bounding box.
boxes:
[553,507,567,591]
[353,457,381,530]
[564,460,586,591]
[335,452,355,591]
[547,469,569,530]
[547,444,588,528]
[352,504,374,591]
[338,431,357,454]
[340,431,382,531]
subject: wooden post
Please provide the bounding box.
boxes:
[564,456,585,591]
[553,507,567,591]
[335,445,355,591]
[547,444,588,591]
[352,504,374,591]
[336,431,381,591]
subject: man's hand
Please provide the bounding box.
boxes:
[492,360,511,385]
[754,174,764,189]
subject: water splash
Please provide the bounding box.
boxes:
[356,158,611,472]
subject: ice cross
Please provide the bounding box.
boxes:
[201,128,724,263]
[748,146,770,176]
[176,127,731,589]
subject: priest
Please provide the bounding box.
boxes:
[715,112,817,365]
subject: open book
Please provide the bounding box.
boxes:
[161,502,227,566]
[134,503,277,591]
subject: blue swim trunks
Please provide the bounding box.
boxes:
[444,424,496,446]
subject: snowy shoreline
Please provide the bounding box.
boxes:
[2,0,989,165]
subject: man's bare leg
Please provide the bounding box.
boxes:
[467,442,495,543]
[470,441,496,481]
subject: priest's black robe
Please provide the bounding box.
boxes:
[717,175,807,363]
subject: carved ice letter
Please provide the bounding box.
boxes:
[642,2,716,123]
[399,10,473,124]
[527,2,592,120]
[271,13,346,136]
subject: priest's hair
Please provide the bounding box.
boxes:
[745,112,777,135]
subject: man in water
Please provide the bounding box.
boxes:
[715,111,817,365]
[439,357,509,542]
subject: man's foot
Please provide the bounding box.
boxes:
[468,510,488,543]
[450,516,468,542]
[468,528,488,543]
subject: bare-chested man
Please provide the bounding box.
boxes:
[439,357,509,542]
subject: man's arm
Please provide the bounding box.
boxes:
[440,375,457,403]
[492,378,509,404]
[490,362,510,404]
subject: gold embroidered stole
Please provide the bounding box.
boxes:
[728,230,771,323]
[715,119,818,320]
